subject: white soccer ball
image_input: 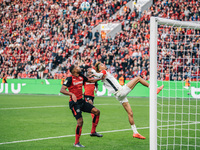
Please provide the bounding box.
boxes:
[80,2,90,11]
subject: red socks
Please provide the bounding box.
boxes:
[91,114,100,134]
[75,125,82,144]
[75,114,99,144]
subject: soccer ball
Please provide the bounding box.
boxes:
[80,2,90,11]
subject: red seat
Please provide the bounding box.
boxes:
[54,73,58,79]
[44,69,48,73]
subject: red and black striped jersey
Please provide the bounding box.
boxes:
[63,74,88,101]
[84,78,97,97]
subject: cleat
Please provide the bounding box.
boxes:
[157,85,164,94]
[73,142,85,147]
[90,132,103,137]
[133,133,146,139]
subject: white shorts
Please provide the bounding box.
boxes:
[114,84,132,104]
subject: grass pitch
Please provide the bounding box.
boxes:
[0,95,149,150]
[0,95,199,150]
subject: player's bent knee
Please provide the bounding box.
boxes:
[96,109,100,115]
[77,118,83,126]
[77,121,83,126]
[137,76,141,81]
[91,107,100,116]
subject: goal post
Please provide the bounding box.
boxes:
[150,17,158,150]
[150,17,200,150]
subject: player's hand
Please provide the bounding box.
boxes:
[102,74,106,79]
[88,68,96,74]
[89,74,95,78]
[72,94,77,102]
[87,68,92,72]
[95,89,98,93]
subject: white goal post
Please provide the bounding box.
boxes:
[150,17,200,150]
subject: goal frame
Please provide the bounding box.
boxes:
[149,17,200,150]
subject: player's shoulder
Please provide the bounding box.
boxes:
[101,70,107,75]
[65,76,73,83]
[66,76,72,80]
[63,76,72,87]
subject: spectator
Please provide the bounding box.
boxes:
[38,62,45,79]
[94,30,100,43]
[86,29,93,44]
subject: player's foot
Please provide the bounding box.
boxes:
[73,142,85,147]
[133,133,146,139]
[90,132,103,137]
[157,85,164,94]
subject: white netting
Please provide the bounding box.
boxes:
[156,22,200,150]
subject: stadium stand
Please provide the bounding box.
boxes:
[71,0,200,81]
[0,0,130,79]
[0,0,199,81]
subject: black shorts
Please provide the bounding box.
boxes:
[69,99,95,120]
[84,95,94,102]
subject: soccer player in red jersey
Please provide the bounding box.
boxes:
[84,69,98,134]
[60,65,103,148]
[84,69,98,105]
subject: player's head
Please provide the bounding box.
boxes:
[69,65,81,74]
[95,62,107,73]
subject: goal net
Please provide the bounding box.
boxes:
[150,17,200,150]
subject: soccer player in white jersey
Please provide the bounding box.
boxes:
[90,62,164,139]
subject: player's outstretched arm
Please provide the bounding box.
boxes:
[60,85,77,102]
[89,68,105,78]
[87,78,101,83]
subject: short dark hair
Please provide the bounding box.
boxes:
[69,65,75,73]
[95,62,101,73]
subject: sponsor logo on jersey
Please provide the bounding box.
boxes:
[85,82,95,85]
[76,109,80,113]
[73,81,83,85]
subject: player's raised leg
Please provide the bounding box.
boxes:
[126,76,164,94]
[90,107,103,137]
[126,76,149,89]
[122,102,146,139]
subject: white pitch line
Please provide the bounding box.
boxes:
[0,122,199,145]
[0,128,136,145]
[0,105,67,110]
[0,104,148,110]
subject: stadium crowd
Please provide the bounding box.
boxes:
[0,0,131,79]
[0,0,200,81]
[72,0,200,81]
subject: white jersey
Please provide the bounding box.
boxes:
[91,69,131,104]
[93,70,121,94]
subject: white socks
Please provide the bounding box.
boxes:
[131,124,138,134]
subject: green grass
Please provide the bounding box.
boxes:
[0,95,149,150]
[0,95,199,150]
